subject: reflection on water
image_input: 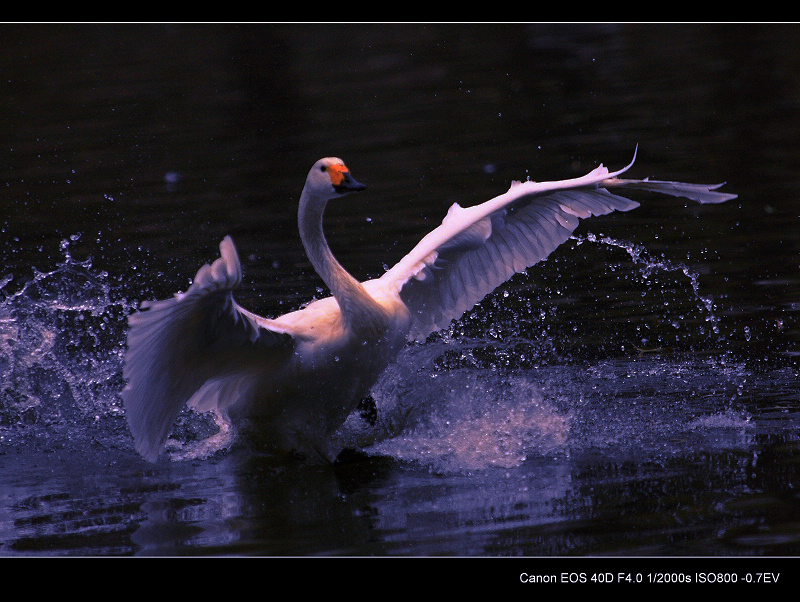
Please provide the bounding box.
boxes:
[1,24,799,557]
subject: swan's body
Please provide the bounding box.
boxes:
[122,153,736,462]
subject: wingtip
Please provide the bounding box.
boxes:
[605,144,638,179]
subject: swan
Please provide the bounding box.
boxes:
[121,151,736,462]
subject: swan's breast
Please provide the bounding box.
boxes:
[271,296,345,343]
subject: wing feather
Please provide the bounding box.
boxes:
[122,236,293,461]
[376,152,736,341]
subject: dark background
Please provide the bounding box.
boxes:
[0,23,798,557]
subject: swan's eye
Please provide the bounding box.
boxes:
[320,165,327,172]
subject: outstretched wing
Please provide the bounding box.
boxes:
[121,236,294,461]
[377,152,737,341]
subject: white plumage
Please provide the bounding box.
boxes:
[122,151,736,462]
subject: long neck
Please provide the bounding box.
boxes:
[298,188,380,328]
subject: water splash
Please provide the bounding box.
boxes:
[0,236,133,449]
[573,232,721,335]
[351,357,570,472]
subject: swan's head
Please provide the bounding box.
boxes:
[306,157,366,198]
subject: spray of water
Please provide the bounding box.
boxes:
[0,235,133,448]
[573,232,721,336]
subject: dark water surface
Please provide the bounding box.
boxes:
[1,24,799,560]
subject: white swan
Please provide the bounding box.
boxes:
[122,151,736,462]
